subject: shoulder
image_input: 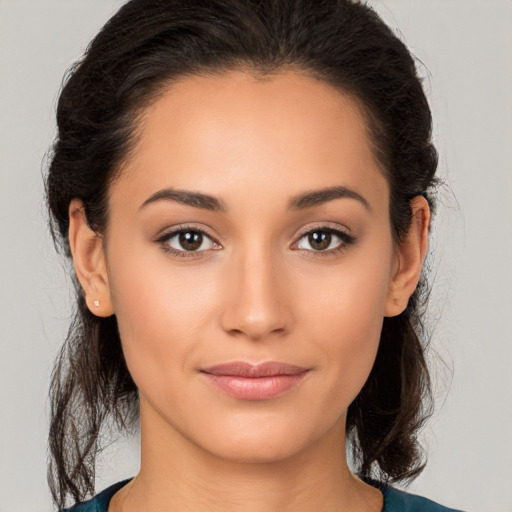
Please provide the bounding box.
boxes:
[383,485,466,512]
[59,480,131,512]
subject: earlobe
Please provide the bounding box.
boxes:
[68,199,114,317]
[384,196,430,317]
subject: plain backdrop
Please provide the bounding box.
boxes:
[0,1,511,511]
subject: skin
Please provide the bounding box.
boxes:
[69,69,430,512]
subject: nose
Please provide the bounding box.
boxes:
[219,247,293,341]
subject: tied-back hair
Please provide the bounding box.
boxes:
[46,0,438,508]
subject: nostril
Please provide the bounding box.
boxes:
[225,323,288,342]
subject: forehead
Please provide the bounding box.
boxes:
[115,69,388,212]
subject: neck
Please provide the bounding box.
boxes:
[111,399,382,512]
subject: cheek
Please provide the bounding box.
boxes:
[105,244,219,391]
[298,247,393,398]
[309,292,383,400]
[303,250,392,342]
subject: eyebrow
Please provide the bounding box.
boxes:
[140,188,226,212]
[288,186,371,212]
[140,185,370,213]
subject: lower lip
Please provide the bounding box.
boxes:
[201,373,308,401]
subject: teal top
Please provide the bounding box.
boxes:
[62,479,466,511]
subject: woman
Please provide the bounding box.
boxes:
[46,0,464,511]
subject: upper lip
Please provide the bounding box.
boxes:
[200,361,309,377]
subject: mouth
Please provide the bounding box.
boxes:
[200,361,311,401]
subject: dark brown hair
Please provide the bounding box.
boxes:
[47,0,438,508]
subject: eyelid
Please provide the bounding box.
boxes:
[293,222,353,240]
[290,223,356,254]
[155,224,222,256]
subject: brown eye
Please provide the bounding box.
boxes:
[308,231,332,251]
[179,231,203,251]
[162,228,218,253]
[295,228,354,253]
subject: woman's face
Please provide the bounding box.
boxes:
[102,70,400,462]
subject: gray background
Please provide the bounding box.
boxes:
[1,1,511,511]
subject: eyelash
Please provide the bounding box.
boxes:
[156,225,221,258]
[155,224,356,259]
[291,225,356,257]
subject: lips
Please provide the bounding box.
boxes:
[200,361,310,401]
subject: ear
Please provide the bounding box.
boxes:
[384,196,430,317]
[68,199,114,317]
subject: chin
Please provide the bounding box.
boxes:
[188,412,342,465]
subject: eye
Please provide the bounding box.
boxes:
[294,228,354,253]
[157,227,220,255]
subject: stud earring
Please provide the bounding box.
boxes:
[93,299,100,307]
[393,298,400,306]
